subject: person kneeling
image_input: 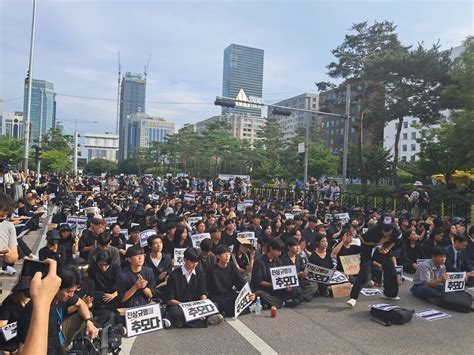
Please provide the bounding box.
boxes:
[165,247,224,328]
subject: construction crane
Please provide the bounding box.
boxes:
[144,53,151,83]
[116,51,121,135]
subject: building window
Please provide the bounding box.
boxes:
[402,145,407,152]
[403,122,408,129]
[401,156,407,162]
[410,155,416,162]
[411,132,416,140]
[402,133,407,140]
[411,144,416,151]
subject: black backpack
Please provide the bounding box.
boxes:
[439,291,473,313]
[417,190,430,209]
[370,304,414,326]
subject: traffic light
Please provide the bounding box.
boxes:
[214,97,236,108]
[35,146,43,162]
[271,106,292,116]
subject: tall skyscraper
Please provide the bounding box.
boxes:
[23,79,56,141]
[118,72,146,161]
[222,44,264,116]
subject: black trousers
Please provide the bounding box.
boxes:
[255,286,303,308]
[350,244,398,299]
[167,305,207,328]
[211,293,238,317]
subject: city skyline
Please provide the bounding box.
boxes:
[1,0,472,135]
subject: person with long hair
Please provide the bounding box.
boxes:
[400,229,426,273]
[421,227,444,258]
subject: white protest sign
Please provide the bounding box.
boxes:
[179,299,219,323]
[415,309,451,321]
[445,272,466,293]
[234,283,253,319]
[285,213,294,220]
[184,193,196,202]
[304,263,335,284]
[104,216,118,225]
[188,216,203,227]
[139,229,156,247]
[174,248,186,267]
[334,212,350,224]
[121,229,129,240]
[66,216,88,227]
[191,233,211,249]
[48,193,56,200]
[237,204,246,213]
[243,199,254,207]
[270,265,299,290]
[125,304,163,337]
[0,322,17,341]
[329,270,349,284]
[324,214,333,223]
[360,288,384,296]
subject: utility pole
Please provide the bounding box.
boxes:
[116,51,121,135]
[304,113,309,185]
[37,88,43,176]
[23,0,37,171]
[342,84,351,192]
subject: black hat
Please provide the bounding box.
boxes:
[183,247,199,262]
[380,214,395,231]
[46,230,61,242]
[59,223,72,232]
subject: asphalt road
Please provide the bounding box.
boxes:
[128,280,474,355]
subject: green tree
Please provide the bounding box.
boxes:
[41,149,72,172]
[41,128,74,154]
[346,144,392,183]
[0,136,23,165]
[364,42,452,187]
[85,158,118,175]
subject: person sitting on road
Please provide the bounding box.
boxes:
[331,227,361,284]
[58,224,78,265]
[410,246,447,303]
[88,250,121,312]
[444,234,474,287]
[144,234,172,289]
[87,232,121,267]
[400,229,426,274]
[165,247,224,328]
[421,227,444,258]
[39,230,66,269]
[250,238,303,309]
[207,244,255,317]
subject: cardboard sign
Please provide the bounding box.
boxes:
[0,322,17,341]
[415,309,451,321]
[188,217,203,227]
[190,233,211,249]
[332,283,352,299]
[329,270,349,284]
[139,229,156,247]
[270,265,299,290]
[179,299,219,323]
[334,212,350,224]
[339,254,360,275]
[304,263,335,284]
[174,248,186,267]
[360,288,384,296]
[125,304,163,337]
[237,232,257,248]
[445,272,466,293]
[234,283,253,319]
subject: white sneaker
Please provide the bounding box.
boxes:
[5,266,16,276]
[0,269,5,275]
[346,298,357,308]
[163,318,171,329]
[381,295,400,300]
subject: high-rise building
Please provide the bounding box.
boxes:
[1,112,24,139]
[124,113,174,158]
[0,98,3,135]
[267,93,320,141]
[194,113,265,146]
[118,72,146,161]
[23,79,56,141]
[84,132,119,163]
[222,44,264,116]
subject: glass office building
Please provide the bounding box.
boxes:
[23,79,56,141]
[118,72,146,161]
[222,44,264,116]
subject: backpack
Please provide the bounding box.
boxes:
[417,189,429,209]
[370,304,414,326]
[439,291,473,313]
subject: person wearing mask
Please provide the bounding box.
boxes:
[410,246,448,302]
[165,247,224,328]
[346,214,402,307]
[58,224,78,265]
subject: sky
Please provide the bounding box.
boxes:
[1,0,473,135]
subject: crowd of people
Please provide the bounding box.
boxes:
[0,172,472,354]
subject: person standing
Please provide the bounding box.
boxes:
[405,181,429,218]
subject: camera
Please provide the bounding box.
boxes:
[68,324,123,355]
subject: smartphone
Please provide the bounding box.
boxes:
[21,259,49,280]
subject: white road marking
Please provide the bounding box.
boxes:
[227,318,278,355]
[35,205,56,253]
[120,336,137,355]
[404,276,414,282]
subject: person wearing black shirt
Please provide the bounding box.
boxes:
[165,247,224,328]
[163,222,177,256]
[89,250,120,311]
[251,238,303,308]
[400,230,426,273]
[308,235,334,296]
[221,220,237,247]
[302,216,318,247]
[346,214,402,307]
[79,218,107,260]
[18,264,99,354]
[421,227,444,258]
[58,224,78,264]
[39,230,66,269]
[109,223,126,249]
[207,244,255,317]
[145,234,172,288]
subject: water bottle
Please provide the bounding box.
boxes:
[255,296,262,315]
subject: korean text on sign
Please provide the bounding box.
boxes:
[125,304,163,337]
[304,263,335,284]
[179,299,219,323]
[270,265,299,290]
[445,272,466,293]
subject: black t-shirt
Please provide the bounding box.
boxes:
[0,295,25,323]
[89,263,121,293]
[110,233,126,248]
[39,246,66,269]
[363,225,402,246]
[116,266,156,308]
[308,251,334,270]
[250,254,283,289]
[59,235,75,264]
[206,262,246,298]
[79,230,96,260]
[335,244,361,272]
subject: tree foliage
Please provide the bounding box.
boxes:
[0,136,23,165]
[41,149,72,172]
[85,158,118,175]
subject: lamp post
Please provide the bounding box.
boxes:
[37,88,44,176]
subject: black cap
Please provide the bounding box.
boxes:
[46,230,61,242]
[59,223,72,232]
[183,247,199,262]
[380,214,395,231]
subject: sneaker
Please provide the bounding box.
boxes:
[381,295,400,300]
[0,269,5,275]
[346,298,357,308]
[5,266,16,276]
[366,280,375,287]
[207,314,224,326]
[163,318,171,329]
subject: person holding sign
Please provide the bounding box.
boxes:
[346,214,401,307]
[250,238,303,308]
[331,228,361,283]
[308,235,334,296]
[410,246,447,302]
[444,234,474,286]
[207,245,255,317]
[165,247,224,328]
